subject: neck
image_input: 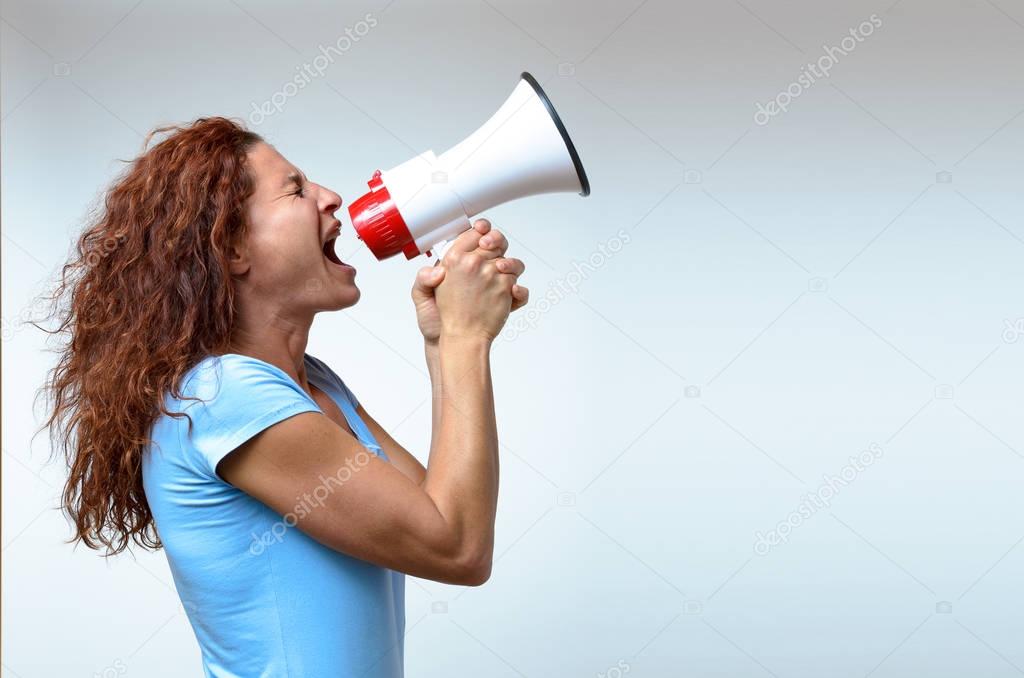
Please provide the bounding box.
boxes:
[227,297,315,392]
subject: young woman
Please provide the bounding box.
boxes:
[40,116,528,677]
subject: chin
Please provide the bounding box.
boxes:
[332,284,360,310]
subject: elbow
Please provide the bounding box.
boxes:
[426,516,493,586]
[452,546,493,587]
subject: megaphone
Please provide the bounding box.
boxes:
[348,71,590,261]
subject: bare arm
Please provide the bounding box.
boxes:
[217,226,520,586]
[218,335,496,585]
[424,340,443,475]
[218,410,484,584]
[420,334,498,581]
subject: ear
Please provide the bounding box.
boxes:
[226,235,251,276]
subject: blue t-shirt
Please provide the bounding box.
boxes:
[142,352,405,678]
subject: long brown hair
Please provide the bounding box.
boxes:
[35,117,263,556]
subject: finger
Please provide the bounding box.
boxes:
[477,228,508,256]
[447,220,488,255]
[494,257,525,277]
[418,265,446,288]
[411,265,446,302]
[510,284,529,311]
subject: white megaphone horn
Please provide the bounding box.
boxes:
[348,71,590,261]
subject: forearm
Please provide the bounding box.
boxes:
[424,340,442,465]
[421,334,499,569]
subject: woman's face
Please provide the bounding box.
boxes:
[234,142,359,315]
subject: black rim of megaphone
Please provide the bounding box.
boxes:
[520,72,591,197]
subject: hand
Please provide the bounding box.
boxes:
[467,220,529,314]
[411,262,446,346]
[430,219,528,343]
[412,219,528,345]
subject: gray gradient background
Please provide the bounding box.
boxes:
[3,0,1024,676]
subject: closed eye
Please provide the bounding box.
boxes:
[286,171,308,198]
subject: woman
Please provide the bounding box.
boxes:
[40,116,528,677]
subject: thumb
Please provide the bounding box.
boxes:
[411,265,445,301]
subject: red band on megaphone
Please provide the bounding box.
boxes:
[348,170,420,260]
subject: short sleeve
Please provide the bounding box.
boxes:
[179,355,322,481]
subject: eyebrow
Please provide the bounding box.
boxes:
[283,171,307,189]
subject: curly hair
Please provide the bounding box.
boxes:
[35,117,264,556]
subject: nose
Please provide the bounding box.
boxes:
[319,186,343,215]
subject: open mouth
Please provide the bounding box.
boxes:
[322,237,348,267]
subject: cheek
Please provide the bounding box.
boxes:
[249,207,317,276]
